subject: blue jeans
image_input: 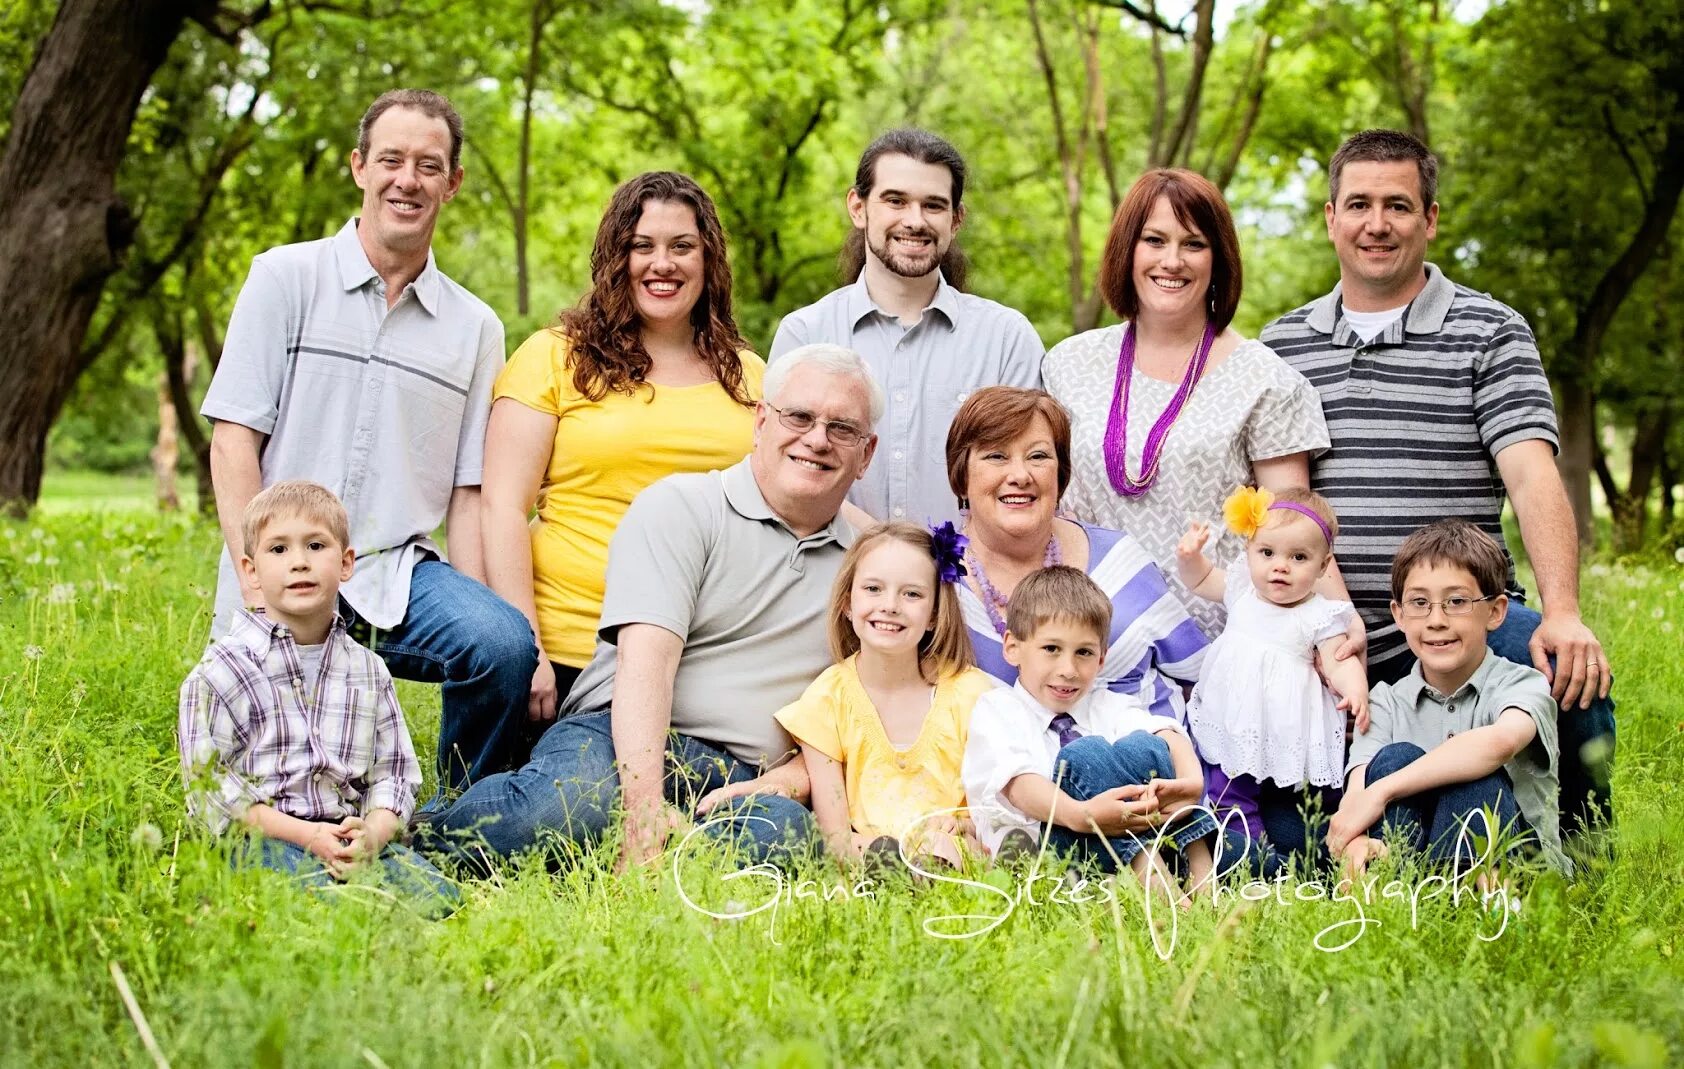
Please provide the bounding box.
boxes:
[418,711,819,869]
[233,836,460,917]
[1363,742,1527,869]
[1487,601,1614,833]
[1208,774,1339,879]
[345,560,538,793]
[1045,732,1221,873]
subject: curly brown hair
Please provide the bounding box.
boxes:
[556,172,753,405]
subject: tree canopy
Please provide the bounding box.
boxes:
[2,0,1680,546]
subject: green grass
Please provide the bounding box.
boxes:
[35,470,200,516]
[2,501,1682,1068]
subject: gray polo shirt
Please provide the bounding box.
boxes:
[1261,264,1559,674]
[770,272,1043,527]
[561,457,856,768]
[201,219,504,633]
[1349,650,1565,866]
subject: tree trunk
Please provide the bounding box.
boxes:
[0,0,204,514]
[1557,100,1684,546]
[152,370,182,512]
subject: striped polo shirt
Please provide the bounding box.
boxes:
[1260,263,1559,674]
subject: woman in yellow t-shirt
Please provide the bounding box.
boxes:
[483,172,764,721]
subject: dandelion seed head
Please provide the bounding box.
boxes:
[1653,607,1666,620]
[28,528,43,541]
[23,552,40,565]
[46,583,75,604]
[1675,546,1684,564]
[22,645,43,661]
[42,556,58,567]
[130,823,163,852]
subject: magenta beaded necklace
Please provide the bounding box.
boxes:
[965,534,1062,637]
[1103,321,1216,497]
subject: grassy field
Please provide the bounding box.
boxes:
[2,490,1682,1068]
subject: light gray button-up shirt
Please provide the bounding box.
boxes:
[1349,649,1566,868]
[770,272,1043,527]
[201,219,504,633]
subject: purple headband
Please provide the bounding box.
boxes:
[1268,502,1334,546]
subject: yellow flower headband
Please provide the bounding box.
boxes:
[1222,485,1334,545]
[1222,485,1274,539]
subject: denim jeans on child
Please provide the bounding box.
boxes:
[343,559,538,793]
[234,835,460,917]
[1363,741,1529,869]
[416,710,819,870]
[1044,732,1221,873]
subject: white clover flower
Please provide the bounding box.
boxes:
[130,823,163,852]
[22,645,43,660]
[46,583,75,604]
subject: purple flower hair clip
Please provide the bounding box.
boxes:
[929,521,969,584]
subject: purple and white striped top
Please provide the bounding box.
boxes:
[959,523,1208,721]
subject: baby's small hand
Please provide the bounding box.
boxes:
[1176,521,1211,560]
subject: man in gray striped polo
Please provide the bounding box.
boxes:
[201,90,536,797]
[1261,129,1614,834]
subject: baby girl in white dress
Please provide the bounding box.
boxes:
[1176,486,1370,843]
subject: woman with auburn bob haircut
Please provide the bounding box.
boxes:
[482,171,763,728]
[945,385,1208,724]
[1042,168,1336,641]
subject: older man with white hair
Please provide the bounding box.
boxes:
[421,343,883,866]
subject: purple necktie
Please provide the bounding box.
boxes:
[1049,713,1083,748]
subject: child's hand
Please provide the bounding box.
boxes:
[1175,521,1211,562]
[1348,690,1372,735]
[304,821,359,878]
[1339,834,1387,878]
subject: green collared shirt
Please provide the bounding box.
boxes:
[1351,649,1565,867]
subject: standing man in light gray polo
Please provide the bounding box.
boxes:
[1261,129,1615,835]
[200,90,536,795]
[771,129,1043,528]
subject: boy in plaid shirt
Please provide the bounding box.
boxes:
[179,481,456,909]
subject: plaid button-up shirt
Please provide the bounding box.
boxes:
[178,608,420,833]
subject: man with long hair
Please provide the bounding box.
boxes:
[770,129,1043,528]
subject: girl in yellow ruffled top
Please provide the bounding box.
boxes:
[775,522,997,869]
[1174,486,1370,845]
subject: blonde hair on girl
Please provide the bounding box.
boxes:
[826,521,977,684]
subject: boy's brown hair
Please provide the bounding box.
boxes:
[827,521,976,683]
[241,481,351,559]
[1004,565,1111,644]
[1390,519,1507,600]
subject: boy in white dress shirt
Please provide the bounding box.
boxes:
[963,567,1219,901]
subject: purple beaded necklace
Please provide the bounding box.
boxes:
[1103,321,1216,497]
[965,534,1062,637]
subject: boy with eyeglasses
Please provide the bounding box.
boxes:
[1325,519,1567,874]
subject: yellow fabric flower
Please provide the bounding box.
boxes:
[1223,485,1275,539]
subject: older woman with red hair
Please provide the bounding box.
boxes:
[1043,169,1343,643]
[946,386,1208,722]
[482,172,763,729]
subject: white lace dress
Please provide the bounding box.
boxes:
[1186,561,1356,788]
